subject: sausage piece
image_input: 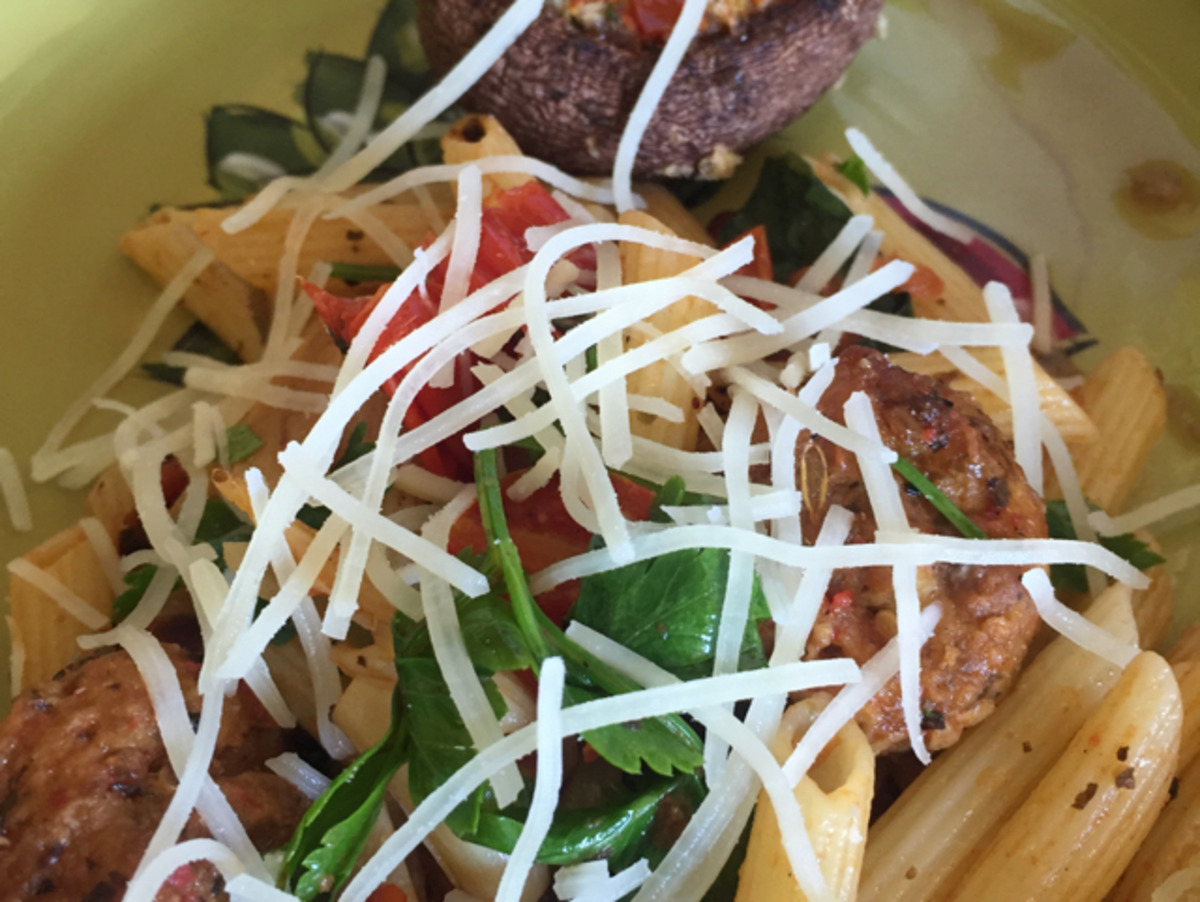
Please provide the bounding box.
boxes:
[799,346,1048,753]
[0,646,309,902]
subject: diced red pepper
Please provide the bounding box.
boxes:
[446,471,655,625]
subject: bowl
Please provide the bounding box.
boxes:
[0,0,1198,690]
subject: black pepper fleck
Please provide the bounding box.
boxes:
[1072,782,1098,810]
[1116,745,1129,762]
[1115,767,1136,790]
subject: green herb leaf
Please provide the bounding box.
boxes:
[468,774,701,866]
[332,422,377,472]
[836,155,871,195]
[571,547,770,682]
[280,618,411,900]
[474,448,551,664]
[205,105,325,201]
[474,450,703,776]
[111,565,159,625]
[226,424,265,464]
[1045,500,1165,593]
[716,154,852,283]
[297,504,332,530]
[891,456,987,539]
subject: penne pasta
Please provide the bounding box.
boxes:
[736,700,875,902]
[86,461,137,544]
[618,210,715,451]
[120,215,270,360]
[888,348,1098,447]
[952,652,1181,902]
[1108,750,1200,902]
[1134,555,1175,651]
[441,114,533,194]
[636,183,718,248]
[143,194,453,299]
[1070,346,1168,514]
[6,524,115,689]
[858,583,1139,902]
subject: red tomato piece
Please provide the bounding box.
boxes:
[446,472,656,625]
[629,0,685,40]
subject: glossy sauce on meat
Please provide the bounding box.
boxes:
[799,346,1048,753]
[0,646,309,902]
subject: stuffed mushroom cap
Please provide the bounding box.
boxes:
[417,0,885,177]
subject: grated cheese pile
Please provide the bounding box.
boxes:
[10,4,1188,902]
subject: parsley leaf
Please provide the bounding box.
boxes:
[111,565,159,625]
[836,155,871,195]
[226,423,264,463]
[1045,500,1165,593]
[571,547,770,682]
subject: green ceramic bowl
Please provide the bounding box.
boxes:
[1,0,1198,700]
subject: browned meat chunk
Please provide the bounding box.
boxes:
[0,645,310,901]
[799,346,1047,753]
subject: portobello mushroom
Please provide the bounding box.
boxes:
[416,0,884,178]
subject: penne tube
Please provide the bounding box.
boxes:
[441,114,532,194]
[262,637,319,737]
[888,348,1098,447]
[736,699,875,902]
[86,462,137,543]
[953,651,1181,902]
[858,583,1139,902]
[1134,558,1174,651]
[636,183,718,248]
[1172,660,1200,774]
[155,194,453,298]
[1070,346,1168,514]
[120,216,270,360]
[809,156,987,323]
[6,524,115,689]
[1108,750,1200,902]
[1169,626,1200,667]
[618,210,716,451]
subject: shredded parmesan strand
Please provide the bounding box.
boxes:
[612,0,708,211]
[6,558,108,631]
[1022,569,1139,667]
[1090,483,1200,536]
[531,525,1151,594]
[984,282,1043,493]
[797,214,874,294]
[845,128,975,242]
[0,448,31,532]
[420,487,525,807]
[683,260,915,373]
[32,248,214,482]
[496,657,566,902]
